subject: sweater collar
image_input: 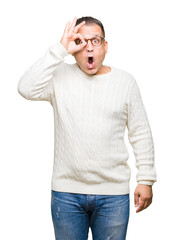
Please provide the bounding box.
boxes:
[74,62,113,80]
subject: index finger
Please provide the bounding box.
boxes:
[136,199,145,213]
[74,21,86,33]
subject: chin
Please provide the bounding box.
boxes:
[85,67,98,75]
[86,70,96,75]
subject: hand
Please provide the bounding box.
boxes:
[60,16,87,55]
[134,184,153,213]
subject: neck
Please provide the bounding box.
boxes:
[95,65,111,75]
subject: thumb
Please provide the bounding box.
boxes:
[134,191,140,207]
[68,41,87,55]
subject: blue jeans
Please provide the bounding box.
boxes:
[51,190,130,240]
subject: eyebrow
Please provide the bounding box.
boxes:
[82,34,102,39]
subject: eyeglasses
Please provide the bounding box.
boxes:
[75,35,105,47]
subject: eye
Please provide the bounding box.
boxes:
[75,38,82,45]
[92,38,99,43]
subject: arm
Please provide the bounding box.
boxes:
[17,16,87,103]
[17,41,69,102]
[126,76,157,212]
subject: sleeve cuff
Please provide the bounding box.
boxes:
[49,41,69,59]
[137,180,155,186]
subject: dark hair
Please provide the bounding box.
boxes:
[75,16,105,38]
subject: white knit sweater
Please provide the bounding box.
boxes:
[17,41,157,195]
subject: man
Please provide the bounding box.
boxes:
[17,16,157,240]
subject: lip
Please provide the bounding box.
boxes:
[87,56,95,69]
[87,56,94,59]
[87,61,95,69]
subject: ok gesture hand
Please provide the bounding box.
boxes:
[60,16,87,55]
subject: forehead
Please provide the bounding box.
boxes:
[77,24,103,38]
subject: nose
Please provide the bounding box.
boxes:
[86,39,93,51]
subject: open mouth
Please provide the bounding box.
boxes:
[88,57,93,63]
[87,57,95,69]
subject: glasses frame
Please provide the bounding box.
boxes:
[75,35,105,47]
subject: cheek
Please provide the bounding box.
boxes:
[96,51,106,62]
[75,53,86,62]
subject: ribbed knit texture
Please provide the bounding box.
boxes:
[17,41,157,195]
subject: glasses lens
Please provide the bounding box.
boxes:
[75,37,103,46]
[92,37,102,46]
[75,38,82,45]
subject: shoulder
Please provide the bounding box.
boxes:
[111,66,136,86]
[53,62,70,77]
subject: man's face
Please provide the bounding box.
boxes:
[72,24,108,75]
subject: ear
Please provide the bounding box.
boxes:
[104,40,108,54]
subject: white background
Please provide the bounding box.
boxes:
[0,0,173,239]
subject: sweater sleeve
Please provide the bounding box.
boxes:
[17,41,69,103]
[126,77,157,186]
